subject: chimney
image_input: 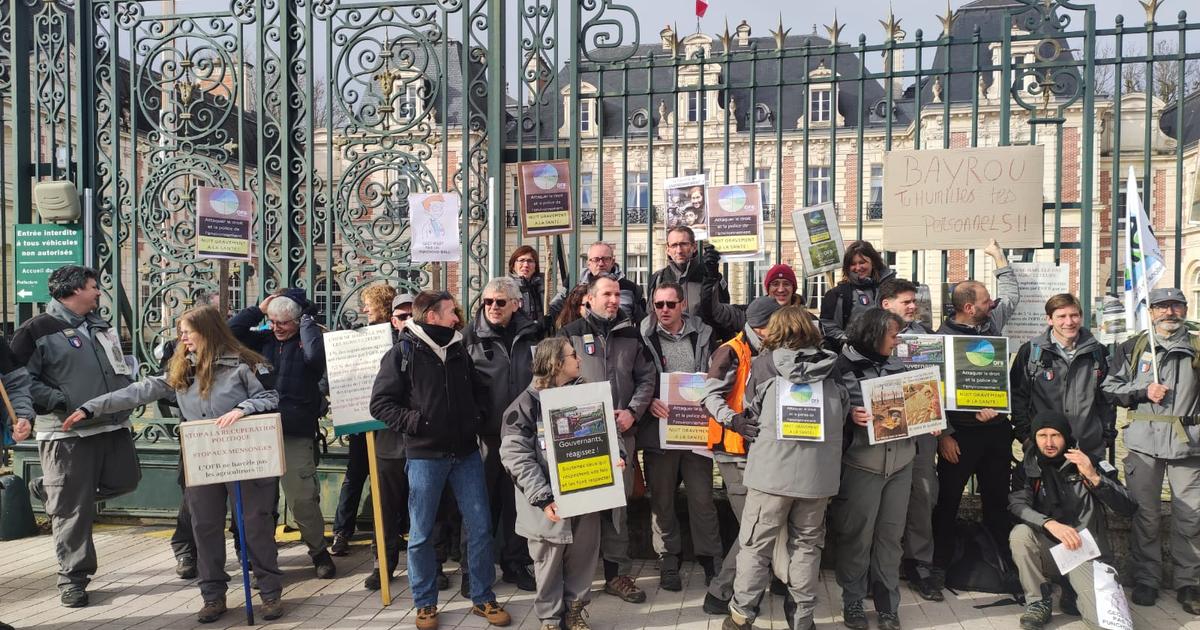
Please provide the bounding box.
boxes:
[735,20,751,47]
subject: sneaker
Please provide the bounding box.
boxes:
[416,605,440,630]
[723,607,752,630]
[703,592,730,615]
[1178,585,1200,615]
[196,598,226,623]
[60,587,88,608]
[176,557,198,580]
[604,575,646,603]
[1132,584,1158,607]
[330,533,350,556]
[878,611,902,630]
[502,564,537,592]
[471,601,512,626]
[564,601,590,630]
[260,597,283,621]
[436,568,450,591]
[1019,599,1052,630]
[1059,582,1079,616]
[842,600,868,630]
[660,565,682,592]
[313,550,337,579]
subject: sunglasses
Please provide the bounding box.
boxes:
[653,300,679,310]
[483,298,508,308]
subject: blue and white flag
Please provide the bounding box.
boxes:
[1123,167,1165,331]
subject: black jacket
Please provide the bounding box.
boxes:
[936,316,1014,433]
[229,306,326,438]
[647,254,729,320]
[513,273,546,329]
[820,268,897,345]
[369,322,483,459]
[463,310,541,436]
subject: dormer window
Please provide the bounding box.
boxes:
[687,91,708,122]
[580,100,592,132]
[809,88,831,123]
[399,83,422,120]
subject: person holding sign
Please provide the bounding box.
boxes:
[1008,412,1136,630]
[638,282,722,591]
[932,240,1019,571]
[724,306,850,630]
[647,226,727,322]
[501,337,626,630]
[0,336,34,444]
[820,241,896,348]
[1103,287,1200,612]
[62,306,283,623]
[10,265,140,610]
[831,308,919,630]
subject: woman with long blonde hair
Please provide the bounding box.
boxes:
[64,306,281,624]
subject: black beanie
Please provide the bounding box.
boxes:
[1031,411,1074,445]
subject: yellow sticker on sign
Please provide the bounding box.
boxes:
[955,389,1009,408]
[556,454,614,493]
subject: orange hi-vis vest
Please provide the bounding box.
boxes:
[706,332,753,456]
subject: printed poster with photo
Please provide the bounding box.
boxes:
[539,381,626,518]
[706,182,765,262]
[659,372,711,450]
[945,335,1011,412]
[860,367,946,445]
[517,159,574,238]
[664,175,708,240]
[409,192,462,263]
[790,202,845,277]
[894,334,947,380]
[775,377,825,441]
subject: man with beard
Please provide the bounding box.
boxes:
[1103,287,1200,613]
[548,242,646,324]
[558,276,657,603]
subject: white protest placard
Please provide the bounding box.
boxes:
[410,192,462,262]
[324,323,394,436]
[664,175,708,240]
[882,145,1045,250]
[1005,262,1071,347]
[860,367,946,445]
[180,413,286,486]
[1050,528,1101,575]
[791,203,845,277]
[775,377,825,441]
[1094,561,1134,630]
[540,381,626,518]
[658,372,712,450]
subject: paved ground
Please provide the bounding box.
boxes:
[0,525,1196,630]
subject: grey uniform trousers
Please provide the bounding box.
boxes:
[708,458,748,600]
[1010,524,1103,627]
[643,449,723,564]
[528,512,601,624]
[832,463,913,613]
[731,489,829,629]
[902,434,938,573]
[1123,450,1200,589]
[280,435,328,558]
[188,476,283,602]
[600,433,636,575]
[38,429,141,590]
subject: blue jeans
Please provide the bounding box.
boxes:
[407,452,497,607]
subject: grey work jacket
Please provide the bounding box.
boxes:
[837,345,916,477]
[1103,327,1200,459]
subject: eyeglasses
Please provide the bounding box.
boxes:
[654,300,680,310]
[666,241,693,249]
[268,319,298,327]
[482,298,508,308]
[515,257,536,265]
[588,256,614,264]
[563,350,578,359]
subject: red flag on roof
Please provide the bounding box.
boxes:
[696,0,708,18]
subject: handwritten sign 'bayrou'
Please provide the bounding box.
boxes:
[882,145,1045,250]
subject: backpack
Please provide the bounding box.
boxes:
[1126,323,1200,372]
[944,519,1022,596]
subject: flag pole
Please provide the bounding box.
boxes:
[1128,167,1160,384]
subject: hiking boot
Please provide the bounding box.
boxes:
[722,607,752,630]
[1132,584,1158,606]
[60,587,88,608]
[313,550,337,579]
[416,605,439,630]
[260,597,283,621]
[176,557,197,580]
[564,601,590,630]
[1019,599,1052,630]
[502,564,537,592]
[877,611,902,630]
[770,576,788,595]
[196,598,226,623]
[698,556,717,586]
[1178,585,1200,615]
[783,592,797,630]
[913,575,944,602]
[842,600,868,630]
[460,571,471,598]
[703,592,730,615]
[604,575,646,603]
[1059,582,1079,616]
[330,532,350,556]
[365,569,392,591]
[659,565,682,592]
[436,568,450,591]
[472,601,512,626]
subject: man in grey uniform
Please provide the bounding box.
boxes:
[1103,287,1200,613]
[11,265,141,608]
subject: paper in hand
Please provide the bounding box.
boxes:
[1049,528,1101,574]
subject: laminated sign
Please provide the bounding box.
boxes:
[775,378,825,441]
[540,381,626,518]
[860,367,946,445]
[195,186,254,261]
[517,160,574,238]
[664,175,709,240]
[945,335,1011,412]
[659,372,712,449]
[705,182,765,262]
[180,413,286,486]
[323,323,395,436]
[791,203,845,277]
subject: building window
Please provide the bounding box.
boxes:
[399,83,421,119]
[807,166,830,204]
[684,168,711,181]
[626,171,650,210]
[869,163,883,219]
[809,88,831,123]
[806,274,828,310]
[1116,176,1148,227]
[580,172,596,225]
[687,91,708,122]
[625,253,649,287]
[745,167,773,217]
[580,101,592,132]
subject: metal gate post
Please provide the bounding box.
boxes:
[487,0,506,280]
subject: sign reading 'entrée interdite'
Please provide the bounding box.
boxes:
[15,224,84,303]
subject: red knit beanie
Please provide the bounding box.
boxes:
[763,263,798,292]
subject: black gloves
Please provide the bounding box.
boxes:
[731,413,760,442]
[702,243,721,277]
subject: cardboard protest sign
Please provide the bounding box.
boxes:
[664,175,708,240]
[324,323,395,436]
[180,413,286,486]
[882,145,1045,250]
[518,160,573,238]
[658,372,711,449]
[196,186,254,261]
[860,367,945,445]
[945,335,1011,412]
[1005,262,1071,347]
[791,203,845,277]
[410,192,462,262]
[540,381,626,518]
[775,377,825,441]
[706,182,765,262]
